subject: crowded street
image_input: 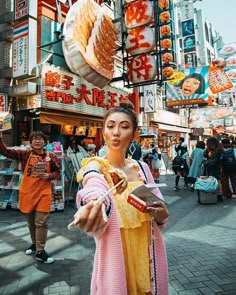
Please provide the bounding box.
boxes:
[1,172,236,295]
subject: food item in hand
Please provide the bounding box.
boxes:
[108,168,128,194]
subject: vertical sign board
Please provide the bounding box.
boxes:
[14,0,38,20]
[0,94,7,112]
[143,85,156,113]
[13,18,37,78]
[14,0,29,20]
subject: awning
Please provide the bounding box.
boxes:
[40,110,104,128]
[158,123,191,133]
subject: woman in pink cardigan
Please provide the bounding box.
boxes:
[72,101,169,295]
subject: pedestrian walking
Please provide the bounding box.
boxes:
[220,138,236,198]
[71,100,169,295]
[149,143,162,183]
[0,131,60,264]
[187,141,206,191]
[173,137,189,190]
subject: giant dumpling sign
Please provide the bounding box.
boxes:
[62,0,119,88]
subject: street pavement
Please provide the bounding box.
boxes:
[0,172,236,295]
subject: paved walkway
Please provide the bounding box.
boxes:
[0,174,236,295]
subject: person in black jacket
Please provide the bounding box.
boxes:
[203,137,223,198]
[174,137,189,190]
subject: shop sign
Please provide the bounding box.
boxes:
[152,109,187,127]
[14,0,38,20]
[0,94,7,112]
[13,19,37,78]
[189,107,234,128]
[122,0,176,86]
[143,84,156,113]
[41,64,130,116]
[180,1,194,21]
[184,52,197,68]
[7,82,37,96]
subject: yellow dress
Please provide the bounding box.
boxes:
[78,157,152,295]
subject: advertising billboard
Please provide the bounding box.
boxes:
[189,107,235,128]
[166,66,209,107]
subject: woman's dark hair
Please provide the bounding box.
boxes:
[206,137,222,154]
[177,73,205,94]
[29,131,48,144]
[104,100,138,134]
[196,141,205,149]
[221,138,231,148]
[179,137,185,143]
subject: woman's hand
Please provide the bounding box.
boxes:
[73,200,108,233]
[37,172,50,180]
[145,201,169,225]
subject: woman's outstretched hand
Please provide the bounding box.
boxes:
[72,200,108,233]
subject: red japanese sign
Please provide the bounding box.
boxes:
[125,0,154,29]
[41,65,137,116]
[127,53,156,83]
[126,26,155,56]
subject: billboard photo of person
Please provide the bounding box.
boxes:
[165,66,209,107]
[177,73,205,96]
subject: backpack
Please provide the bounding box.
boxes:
[172,156,185,170]
[150,152,158,160]
[222,148,236,173]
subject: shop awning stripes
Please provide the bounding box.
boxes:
[40,110,104,128]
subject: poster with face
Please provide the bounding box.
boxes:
[165,66,209,107]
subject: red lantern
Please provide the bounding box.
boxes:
[163,66,174,77]
[159,11,170,23]
[159,0,169,10]
[160,25,171,36]
[162,52,173,63]
[161,38,172,49]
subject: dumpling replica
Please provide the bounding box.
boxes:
[63,0,119,88]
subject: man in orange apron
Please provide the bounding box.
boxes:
[0,131,60,264]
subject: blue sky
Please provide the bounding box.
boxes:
[195,0,236,44]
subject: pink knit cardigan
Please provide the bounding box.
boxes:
[76,161,168,295]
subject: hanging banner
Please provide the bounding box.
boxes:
[209,68,233,94]
[13,19,37,78]
[166,66,209,107]
[143,85,156,113]
[189,107,234,128]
